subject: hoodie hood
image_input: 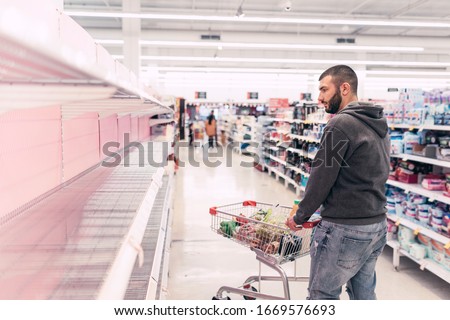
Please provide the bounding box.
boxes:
[338,101,388,138]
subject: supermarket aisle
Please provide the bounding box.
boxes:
[167,146,450,300]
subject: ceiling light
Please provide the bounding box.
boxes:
[366,70,450,76]
[148,67,324,74]
[136,40,423,52]
[147,67,450,80]
[138,55,450,67]
[65,11,450,28]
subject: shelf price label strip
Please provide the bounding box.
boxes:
[419,260,428,271]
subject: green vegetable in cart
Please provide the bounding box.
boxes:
[220,221,237,238]
[251,208,271,221]
[262,208,273,223]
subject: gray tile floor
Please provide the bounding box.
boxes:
[167,146,450,300]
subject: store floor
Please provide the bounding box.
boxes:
[167,146,450,300]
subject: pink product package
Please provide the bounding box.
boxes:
[421,179,446,191]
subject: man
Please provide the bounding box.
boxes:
[286,65,390,300]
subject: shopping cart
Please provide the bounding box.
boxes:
[209,200,320,300]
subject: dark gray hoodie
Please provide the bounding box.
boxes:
[293,101,390,225]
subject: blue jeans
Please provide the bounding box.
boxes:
[308,219,387,300]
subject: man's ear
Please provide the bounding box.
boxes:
[341,82,351,96]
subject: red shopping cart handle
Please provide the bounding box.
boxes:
[209,207,217,215]
[302,219,321,229]
[243,200,257,207]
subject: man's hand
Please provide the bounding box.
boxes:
[285,217,303,231]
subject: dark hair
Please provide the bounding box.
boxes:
[207,114,214,125]
[319,65,358,95]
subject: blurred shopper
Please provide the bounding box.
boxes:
[286,65,390,300]
[188,122,194,146]
[205,110,217,149]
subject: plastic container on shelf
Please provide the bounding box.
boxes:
[390,132,404,155]
[403,132,421,154]
[289,199,300,217]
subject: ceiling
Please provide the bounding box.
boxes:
[63,0,450,100]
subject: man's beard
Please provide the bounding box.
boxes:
[325,88,342,114]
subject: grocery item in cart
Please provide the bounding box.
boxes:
[219,221,237,238]
[289,199,300,217]
[209,200,321,300]
[278,234,303,261]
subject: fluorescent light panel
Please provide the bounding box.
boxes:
[366,70,450,76]
[65,11,450,28]
[145,66,324,74]
[136,55,450,67]
[146,67,450,79]
[146,67,450,78]
[102,40,421,52]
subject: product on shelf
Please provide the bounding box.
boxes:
[386,186,450,237]
[388,158,433,183]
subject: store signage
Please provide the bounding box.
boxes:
[247,92,258,99]
[387,88,399,92]
[300,93,312,101]
[269,98,289,108]
[195,91,207,99]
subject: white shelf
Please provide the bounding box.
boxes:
[390,153,450,168]
[386,240,449,283]
[289,166,310,177]
[269,154,287,166]
[389,123,450,131]
[0,142,167,299]
[386,179,450,205]
[149,119,175,127]
[271,118,328,125]
[289,134,321,143]
[267,154,311,177]
[271,118,294,123]
[276,130,291,135]
[0,1,167,112]
[387,214,450,245]
[387,122,450,285]
[268,167,297,187]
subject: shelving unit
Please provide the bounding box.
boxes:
[386,240,450,283]
[288,134,321,143]
[387,123,450,283]
[286,147,317,160]
[0,1,175,300]
[386,179,450,204]
[389,124,450,132]
[149,118,176,127]
[254,111,325,197]
[390,153,450,169]
[223,115,257,154]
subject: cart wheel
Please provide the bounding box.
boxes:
[212,296,231,300]
[394,266,399,272]
[243,285,258,300]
